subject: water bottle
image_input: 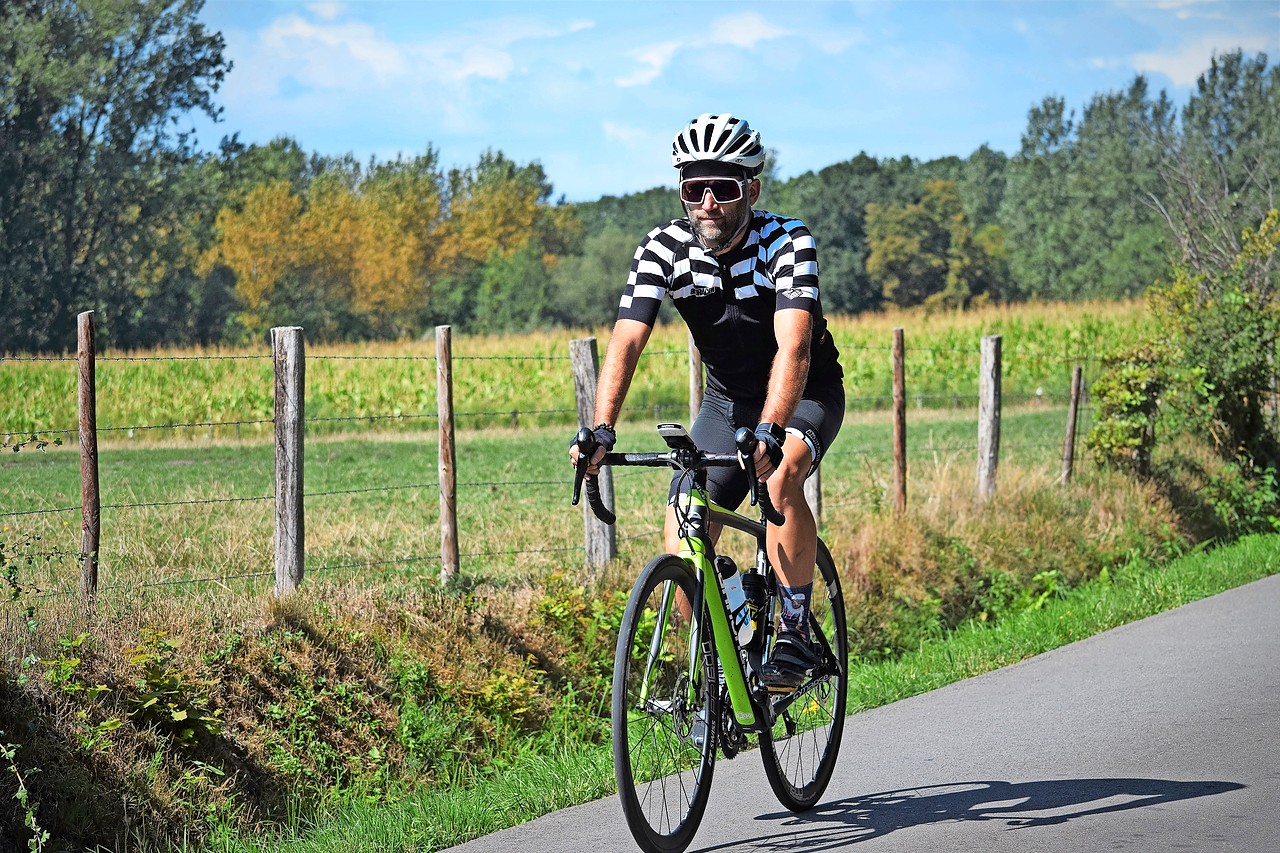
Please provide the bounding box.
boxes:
[715,556,752,645]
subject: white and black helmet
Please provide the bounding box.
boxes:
[671,113,765,176]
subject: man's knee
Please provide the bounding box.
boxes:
[767,440,813,507]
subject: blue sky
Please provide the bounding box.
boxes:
[190,0,1280,202]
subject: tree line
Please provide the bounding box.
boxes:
[1,1,1276,353]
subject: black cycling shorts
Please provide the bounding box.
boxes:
[667,383,844,512]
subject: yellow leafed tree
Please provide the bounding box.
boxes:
[202,180,303,311]
[350,165,444,317]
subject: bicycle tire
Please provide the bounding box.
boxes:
[613,554,718,853]
[757,537,848,811]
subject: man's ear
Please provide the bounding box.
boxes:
[748,179,761,205]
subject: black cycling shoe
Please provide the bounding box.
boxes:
[761,632,821,693]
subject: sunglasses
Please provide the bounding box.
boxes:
[680,177,748,204]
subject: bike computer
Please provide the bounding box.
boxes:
[657,423,698,451]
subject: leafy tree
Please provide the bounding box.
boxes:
[348,155,445,330]
[960,144,1008,230]
[998,96,1079,300]
[0,0,228,352]
[473,240,554,333]
[548,226,637,328]
[866,184,952,308]
[573,186,681,240]
[430,151,582,331]
[203,180,303,321]
[867,180,1008,310]
[774,153,906,314]
[1149,51,1279,282]
[1063,77,1172,298]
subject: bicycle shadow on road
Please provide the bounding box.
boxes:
[701,778,1245,851]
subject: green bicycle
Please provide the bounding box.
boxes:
[573,422,848,853]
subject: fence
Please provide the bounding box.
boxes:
[2,311,1100,609]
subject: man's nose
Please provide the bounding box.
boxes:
[697,190,718,210]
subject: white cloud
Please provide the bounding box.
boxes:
[447,45,515,82]
[307,2,344,21]
[1146,0,1228,20]
[615,11,803,87]
[616,41,680,87]
[1130,32,1274,86]
[709,12,788,48]
[260,14,406,86]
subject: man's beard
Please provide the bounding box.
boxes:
[687,201,751,253]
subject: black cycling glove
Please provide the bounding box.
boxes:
[573,423,616,455]
[754,422,785,469]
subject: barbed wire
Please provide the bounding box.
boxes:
[100,418,275,434]
[310,554,437,574]
[3,504,80,519]
[99,354,270,362]
[0,355,75,363]
[309,482,438,499]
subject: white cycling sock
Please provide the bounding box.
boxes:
[779,582,812,641]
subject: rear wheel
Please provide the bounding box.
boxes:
[612,554,718,853]
[758,537,848,811]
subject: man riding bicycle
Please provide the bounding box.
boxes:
[571,112,844,691]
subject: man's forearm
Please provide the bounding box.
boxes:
[761,344,809,427]
[594,320,651,426]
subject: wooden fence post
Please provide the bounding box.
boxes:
[570,337,616,567]
[1061,365,1084,487]
[272,326,305,596]
[77,311,100,611]
[688,331,704,426]
[977,334,1002,503]
[892,328,907,515]
[437,326,459,584]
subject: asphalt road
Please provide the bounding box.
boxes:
[446,572,1280,853]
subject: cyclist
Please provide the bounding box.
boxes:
[571,112,844,691]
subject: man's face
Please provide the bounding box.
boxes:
[680,168,759,251]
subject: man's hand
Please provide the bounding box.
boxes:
[569,424,616,476]
[753,422,785,481]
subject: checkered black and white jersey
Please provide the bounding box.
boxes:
[617,210,843,401]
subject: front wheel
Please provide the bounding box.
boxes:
[758,537,848,811]
[613,554,718,853]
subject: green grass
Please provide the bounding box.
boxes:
[1,404,1088,598]
[200,533,1280,853]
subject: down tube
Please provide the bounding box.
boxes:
[677,492,756,728]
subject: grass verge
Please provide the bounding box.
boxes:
[203,533,1280,853]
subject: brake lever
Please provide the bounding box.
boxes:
[571,427,617,525]
[571,427,592,507]
[734,427,786,527]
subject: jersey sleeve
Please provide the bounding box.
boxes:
[616,225,675,326]
[766,218,821,313]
